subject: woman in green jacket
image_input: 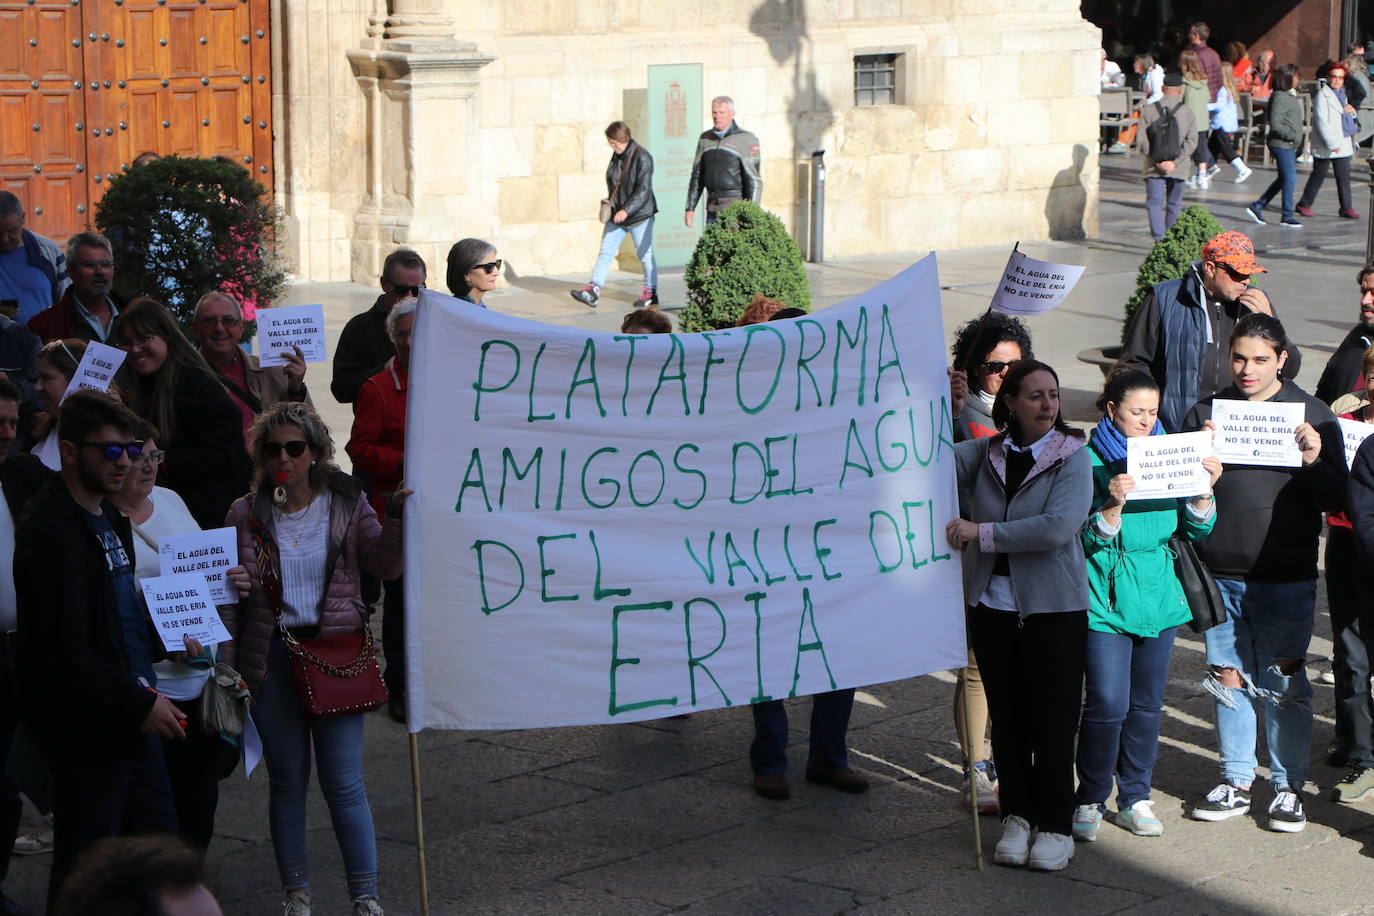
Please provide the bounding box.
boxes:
[1181,50,1214,187]
[1247,64,1306,227]
[1072,370,1222,842]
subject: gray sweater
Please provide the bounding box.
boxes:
[954,430,1093,615]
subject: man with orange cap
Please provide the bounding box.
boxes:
[1118,230,1302,431]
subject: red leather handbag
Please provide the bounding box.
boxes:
[280,626,388,718]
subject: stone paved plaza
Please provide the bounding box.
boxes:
[9,152,1374,914]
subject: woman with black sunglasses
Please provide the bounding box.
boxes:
[950,312,1035,443]
[445,237,501,307]
[117,297,252,528]
[222,401,409,916]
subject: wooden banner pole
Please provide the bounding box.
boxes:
[960,668,985,871]
[410,732,431,915]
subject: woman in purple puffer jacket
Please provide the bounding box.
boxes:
[221,400,408,916]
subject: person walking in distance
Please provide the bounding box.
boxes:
[571,122,659,310]
[684,96,762,227]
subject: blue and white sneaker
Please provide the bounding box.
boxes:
[1072,804,1103,842]
[1117,799,1163,836]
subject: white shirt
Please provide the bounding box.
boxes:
[0,481,15,631]
[978,429,1055,612]
[33,430,60,471]
[130,487,217,701]
[275,492,331,628]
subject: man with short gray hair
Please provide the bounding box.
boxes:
[0,190,68,326]
[28,232,120,344]
[685,96,762,227]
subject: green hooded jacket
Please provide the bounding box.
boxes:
[1080,442,1215,638]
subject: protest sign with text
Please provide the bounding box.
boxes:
[988,249,1086,316]
[60,340,125,402]
[1212,399,1304,467]
[257,304,327,367]
[1125,431,1213,500]
[1339,417,1374,469]
[159,527,237,604]
[139,573,232,652]
[403,257,966,731]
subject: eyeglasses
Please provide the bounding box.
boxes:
[80,440,145,461]
[194,315,242,328]
[263,440,308,458]
[980,359,1020,375]
[136,448,166,466]
[388,282,424,298]
[472,260,502,275]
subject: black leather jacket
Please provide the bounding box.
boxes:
[685,122,763,213]
[607,140,658,228]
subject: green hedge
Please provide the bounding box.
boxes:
[680,201,810,332]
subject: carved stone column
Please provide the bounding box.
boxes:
[347,12,492,283]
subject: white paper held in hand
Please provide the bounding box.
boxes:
[1211,398,1304,468]
[60,340,125,403]
[1125,430,1214,500]
[139,573,232,652]
[256,304,327,367]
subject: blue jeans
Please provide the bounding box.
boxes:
[254,636,378,899]
[1204,578,1316,790]
[590,217,657,290]
[750,689,855,773]
[1255,147,1297,220]
[1075,627,1177,810]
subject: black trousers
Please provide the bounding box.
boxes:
[1208,129,1238,163]
[969,604,1087,836]
[1328,529,1374,767]
[164,697,223,852]
[1298,156,1354,210]
[0,646,22,885]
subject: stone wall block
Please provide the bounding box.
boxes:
[557,173,608,222]
[533,125,584,175]
[510,75,552,125]
[942,146,1008,193]
[500,175,559,225]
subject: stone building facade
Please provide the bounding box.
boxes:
[277,0,1101,283]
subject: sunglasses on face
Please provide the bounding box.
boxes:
[136,448,166,466]
[389,283,423,298]
[472,260,502,276]
[980,359,1020,375]
[80,440,144,461]
[1216,263,1251,282]
[263,440,308,458]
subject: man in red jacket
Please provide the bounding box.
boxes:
[1189,21,1223,98]
[27,233,121,344]
[346,296,414,723]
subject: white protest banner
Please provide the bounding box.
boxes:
[404,256,967,732]
[1339,417,1374,469]
[988,249,1086,316]
[1125,431,1213,500]
[158,527,237,604]
[256,304,327,367]
[1211,398,1304,467]
[60,340,125,402]
[139,573,232,652]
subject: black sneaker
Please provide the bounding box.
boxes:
[1279,217,1303,228]
[570,285,599,307]
[1190,782,1251,821]
[1245,202,1266,224]
[1327,742,1350,767]
[1267,789,1306,832]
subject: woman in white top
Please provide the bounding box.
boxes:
[1134,53,1164,105]
[28,338,86,470]
[109,423,249,852]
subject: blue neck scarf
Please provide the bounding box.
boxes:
[1091,415,1164,464]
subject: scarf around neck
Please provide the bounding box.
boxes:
[1091,415,1164,464]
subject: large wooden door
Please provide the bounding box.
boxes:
[0,0,272,244]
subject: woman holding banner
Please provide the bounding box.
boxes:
[947,359,1092,872]
[117,298,252,528]
[1072,369,1220,843]
[946,313,1035,815]
[1181,313,1344,833]
[223,401,409,916]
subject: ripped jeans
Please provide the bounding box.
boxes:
[1203,578,1316,791]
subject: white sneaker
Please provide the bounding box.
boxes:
[1198,171,1212,189]
[352,898,385,916]
[1234,163,1253,183]
[962,765,1000,816]
[283,889,312,916]
[1185,174,1200,189]
[993,815,1034,867]
[1072,803,1102,842]
[1027,831,1076,871]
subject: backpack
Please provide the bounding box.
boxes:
[1145,102,1183,162]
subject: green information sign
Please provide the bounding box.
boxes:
[646,63,703,269]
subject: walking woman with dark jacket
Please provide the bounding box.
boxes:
[221,401,408,916]
[571,121,659,310]
[1247,64,1305,227]
[117,298,252,528]
[948,359,1093,872]
[1182,313,1345,833]
[1072,369,1221,843]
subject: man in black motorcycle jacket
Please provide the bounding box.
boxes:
[685,96,763,227]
